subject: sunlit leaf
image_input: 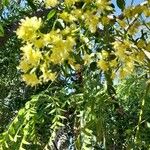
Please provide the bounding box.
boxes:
[22,139,30,145]
[47,9,56,20]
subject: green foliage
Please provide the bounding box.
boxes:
[0,0,150,150]
[1,68,149,149]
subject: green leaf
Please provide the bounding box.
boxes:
[147,122,150,128]
[57,19,65,28]
[9,126,15,134]
[14,135,21,142]
[56,122,64,127]
[22,139,30,145]
[4,141,9,148]
[143,50,150,59]
[18,109,25,116]
[48,109,56,114]
[13,117,19,124]
[19,147,26,150]
[0,24,4,37]
[90,62,97,71]
[8,134,14,141]
[57,115,66,119]
[25,102,30,109]
[75,136,82,150]
[82,128,93,136]
[47,9,56,20]
[116,0,125,10]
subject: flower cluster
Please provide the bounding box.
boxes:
[17,17,76,86]
[16,0,150,86]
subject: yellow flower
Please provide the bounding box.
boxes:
[61,26,71,35]
[19,59,31,73]
[50,39,66,63]
[74,64,81,71]
[125,61,134,72]
[50,52,64,64]
[119,68,129,79]
[43,30,61,45]
[42,72,56,82]
[21,44,42,66]
[16,17,42,41]
[146,42,150,51]
[135,52,145,63]
[59,11,77,22]
[65,36,76,50]
[22,73,40,87]
[84,11,99,33]
[97,59,109,71]
[144,9,150,17]
[40,63,56,82]
[96,0,112,11]
[30,49,42,66]
[113,40,131,60]
[111,71,116,79]
[45,0,58,7]
[113,41,125,58]
[20,43,33,58]
[33,38,44,48]
[84,0,93,3]
[119,60,134,79]
[50,36,75,64]
[137,39,145,48]
[68,58,75,65]
[71,9,82,20]
[110,59,118,68]
[127,21,140,35]
[83,53,93,65]
[117,19,127,28]
[101,16,110,25]
[101,50,109,59]
[64,0,79,6]
[124,7,134,18]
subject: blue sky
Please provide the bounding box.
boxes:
[112,0,145,15]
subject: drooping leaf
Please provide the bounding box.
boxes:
[143,50,150,59]
[47,9,56,20]
[8,134,14,141]
[4,141,9,148]
[147,122,150,128]
[22,139,30,145]
[116,0,125,10]
[48,108,56,114]
[57,19,65,28]
[82,128,93,136]
[56,122,64,127]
